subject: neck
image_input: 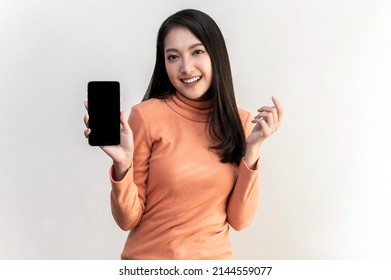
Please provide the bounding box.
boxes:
[176,90,211,102]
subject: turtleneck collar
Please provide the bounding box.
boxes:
[165,91,212,123]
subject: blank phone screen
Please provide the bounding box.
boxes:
[87,81,120,146]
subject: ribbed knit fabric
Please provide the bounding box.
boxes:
[109,92,260,259]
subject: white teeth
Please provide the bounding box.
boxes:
[182,76,201,84]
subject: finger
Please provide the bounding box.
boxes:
[84,100,88,111]
[84,113,89,127]
[260,118,272,137]
[254,111,268,119]
[257,106,275,113]
[255,111,275,130]
[84,128,91,138]
[270,107,278,129]
[120,111,132,135]
[272,96,284,123]
[266,111,275,129]
[252,118,272,137]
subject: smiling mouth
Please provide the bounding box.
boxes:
[181,76,202,84]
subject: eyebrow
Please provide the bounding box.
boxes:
[165,43,204,53]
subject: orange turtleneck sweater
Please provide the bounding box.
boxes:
[109,92,260,259]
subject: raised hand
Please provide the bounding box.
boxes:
[83,101,134,180]
[247,96,283,145]
[244,97,283,169]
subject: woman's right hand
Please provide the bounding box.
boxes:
[83,101,134,180]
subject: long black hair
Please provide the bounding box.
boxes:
[144,9,246,165]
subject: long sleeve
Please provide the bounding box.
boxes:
[226,111,260,231]
[109,106,152,231]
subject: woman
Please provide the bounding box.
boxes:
[84,9,283,259]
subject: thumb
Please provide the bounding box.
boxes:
[120,111,132,134]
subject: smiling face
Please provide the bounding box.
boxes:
[164,26,213,101]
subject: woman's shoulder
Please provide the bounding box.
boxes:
[128,98,168,133]
[132,98,166,111]
[237,107,254,136]
[130,98,168,118]
[237,107,252,121]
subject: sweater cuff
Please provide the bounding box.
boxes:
[109,165,134,188]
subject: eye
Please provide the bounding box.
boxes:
[193,49,205,55]
[167,54,179,61]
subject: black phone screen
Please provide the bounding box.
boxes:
[87,81,120,146]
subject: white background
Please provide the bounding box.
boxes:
[0,0,390,259]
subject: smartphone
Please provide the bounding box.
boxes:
[87,81,120,146]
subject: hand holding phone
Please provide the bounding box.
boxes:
[84,81,134,180]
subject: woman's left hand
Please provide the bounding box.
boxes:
[244,96,283,169]
[247,96,284,147]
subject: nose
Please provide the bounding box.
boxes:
[180,55,194,75]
